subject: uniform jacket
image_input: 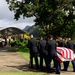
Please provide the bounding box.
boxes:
[46,40,57,57]
[66,40,74,51]
[38,40,47,55]
[28,38,38,54]
[58,40,65,47]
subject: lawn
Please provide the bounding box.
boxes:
[15,47,30,60]
[0,72,47,75]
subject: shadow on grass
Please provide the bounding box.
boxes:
[7,64,74,73]
[6,64,57,73]
[6,64,41,72]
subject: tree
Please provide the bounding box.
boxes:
[60,0,75,38]
[6,0,75,37]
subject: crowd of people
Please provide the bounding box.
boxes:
[27,34,75,74]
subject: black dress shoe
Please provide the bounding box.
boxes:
[62,69,67,71]
[56,72,60,74]
[29,66,33,68]
[73,70,75,72]
[47,71,52,73]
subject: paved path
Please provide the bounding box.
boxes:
[0,47,75,75]
[0,47,29,72]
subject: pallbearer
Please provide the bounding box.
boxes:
[46,35,60,74]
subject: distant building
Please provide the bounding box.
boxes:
[0,27,26,42]
[0,27,26,46]
[0,27,25,36]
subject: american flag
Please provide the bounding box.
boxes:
[56,47,75,63]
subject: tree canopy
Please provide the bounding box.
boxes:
[6,0,75,37]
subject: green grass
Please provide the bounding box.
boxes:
[15,47,30,60]
[15,47,41,65]
[0,72,47,75]
[17,52,30,60]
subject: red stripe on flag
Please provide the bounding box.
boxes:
[56,47,75,62]
[64,48,69,58]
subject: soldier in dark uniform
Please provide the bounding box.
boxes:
[46,35,60,74]
[28,34,39,69]
[63,37,75,72]
[57,36,66,69]
[58,36,65,47]
[38,36,47,70]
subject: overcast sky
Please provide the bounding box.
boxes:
[0,0,35,29]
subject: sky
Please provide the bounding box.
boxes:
[0,0,35,29]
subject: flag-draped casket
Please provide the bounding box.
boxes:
[56,47,75,63]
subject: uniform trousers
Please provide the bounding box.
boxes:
[63,60,75,71]
[30,53,39,68]
[39,53,47,69]
[46,55,60,73]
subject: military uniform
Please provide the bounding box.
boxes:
[28,38,39,68]
[38,39,47,70]
[63,38,75,72]
[46,35,60,74]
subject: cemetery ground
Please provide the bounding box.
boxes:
[0,47,75,75]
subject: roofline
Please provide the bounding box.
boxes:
[0,27,25,33]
